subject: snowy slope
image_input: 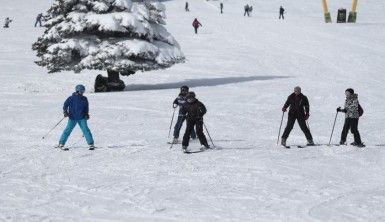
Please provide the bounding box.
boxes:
[1,0,385,221]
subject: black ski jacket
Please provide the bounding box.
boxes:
[283,93,310,117]
[181,99,207,120]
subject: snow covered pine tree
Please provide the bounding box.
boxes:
[33,0,185,92]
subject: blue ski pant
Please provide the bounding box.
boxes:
[173,115,196,139]
[59,119,94,145]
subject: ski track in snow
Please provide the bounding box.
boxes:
[1,0,385,221]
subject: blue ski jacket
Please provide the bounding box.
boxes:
[63,93,89,120]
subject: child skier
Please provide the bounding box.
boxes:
[337,88,365,147]
[172,86,196,144]
[281,86,314,147]
[181,92,210,152]
[58,85,95,150]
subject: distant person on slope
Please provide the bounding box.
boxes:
[192,18,202,34]
[181,92,210,152]
[281,86,314,147]
[279,6,285,19]
[220,2,224,14]
[337,88,365,147]
[35,13,43,27]
[58,85,95,150]
[244,5,253,17]
[185,2,189,12]
[3,17,12,28]
[172,86,197,144]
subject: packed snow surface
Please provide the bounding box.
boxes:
[1,0,385,221]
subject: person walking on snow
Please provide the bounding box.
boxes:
[220,3,224,14]
[35,13,43,27]
[3,17,12,28]
[172,86,196,144]
[58,85,95,150]
[192,18,202,34]
[337,88,365,147]
[185,2,189,12]
[244,5,253,17]
[181,92,210,152]
[281,86,314,146]
[279,6,285,19]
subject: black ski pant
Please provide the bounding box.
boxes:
[194,27,198,34]
[279,13,284,19]
[244,11,249,16]
[182,118,208,147]
[340,118,362,144]
[282,115,313,140]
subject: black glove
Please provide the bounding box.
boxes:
[64,111,69,117]
[85,114,90,120]
[336,107,341,112]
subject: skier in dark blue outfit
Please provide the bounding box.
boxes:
[171,85,196,144]
[35,13,43,27]
[58,85,95,150]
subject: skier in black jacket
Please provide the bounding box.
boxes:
[172,85,196,143]
[281,86,314,146]
[181,92,210,152]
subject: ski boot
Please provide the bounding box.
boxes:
[307,139,315,146]
[56,144,69,151]
[89,144,96,150]
[356,143,366,148]
[281,138,287,147]
[339,140,346,145]
[200,144,211,151]
[172,138,179,144]
[182,146,189,153]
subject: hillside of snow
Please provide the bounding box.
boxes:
[1,0,385,221]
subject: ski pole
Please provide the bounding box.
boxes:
[328,112,339,146]
[168,107,177,138]
[277,112,285,145]
[42,117,66,139]
[203,122,216,148]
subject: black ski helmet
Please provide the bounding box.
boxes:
[180,85,189,92]
[187,91,196,99]
[345,88,354,94]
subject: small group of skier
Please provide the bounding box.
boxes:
[280,86,364,148]
[171,86,210,153]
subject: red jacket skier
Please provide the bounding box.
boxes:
[192,18,202,34]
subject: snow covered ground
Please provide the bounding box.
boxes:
[1,0,385,221]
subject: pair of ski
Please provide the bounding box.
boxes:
[55,145,95,151]
[183,147,213,154]
[282,144,341,149]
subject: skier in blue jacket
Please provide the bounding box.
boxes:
[58,85,95,150]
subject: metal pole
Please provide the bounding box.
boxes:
[168,107,176,138]
[277,112,285,145]
[203,122,215,148]
[328,112,339,146]
[42,117,66,139]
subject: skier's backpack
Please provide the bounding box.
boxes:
[358,103,364,117]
